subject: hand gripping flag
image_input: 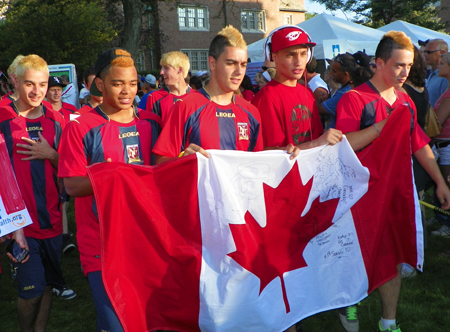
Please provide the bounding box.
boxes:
[87,105,422,332]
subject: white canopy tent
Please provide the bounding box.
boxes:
[378,20,450,46]
[247,13,385,61]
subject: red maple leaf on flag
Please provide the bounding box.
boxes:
[227,162,340,313]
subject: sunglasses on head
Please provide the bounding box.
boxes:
[334,55,350,72]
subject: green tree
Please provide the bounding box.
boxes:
[310,0,448,30]
[0,0,116,73]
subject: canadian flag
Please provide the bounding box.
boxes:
[87,106,422,332]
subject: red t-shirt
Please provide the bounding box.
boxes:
[335,81,429,153]
[0,104,65,239]
[241,89,255,102]
[252,79,323,147]
[153,88,263,158]
[58,107,161,274]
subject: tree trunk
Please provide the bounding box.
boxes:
[119,0,143,59]
[149,0,162,69]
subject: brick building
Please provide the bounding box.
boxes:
[439,0,450,33]
[139,0,306,73]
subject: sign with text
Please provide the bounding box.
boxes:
[0,134,32,237]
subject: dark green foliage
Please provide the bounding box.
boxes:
[0,0,116,74]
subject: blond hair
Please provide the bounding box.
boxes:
[110,49,135,68]
[217,25,247,49]
[383,31,414,52]
[8,55,25,78]
[98,49,135,79]
[266,67,276,79]
[160,51,190,78]
[209,25,247,59]
[376,31,414,62]
[15,55,49,80]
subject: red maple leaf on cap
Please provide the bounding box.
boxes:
[227,162,339,313]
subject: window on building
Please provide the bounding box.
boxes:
[182,49,209,72]
[135,50,146,72]
[284,14,293,25]
[178,5,209,31]
[241,10,266,33]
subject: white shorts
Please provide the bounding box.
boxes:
[436,140,450,165]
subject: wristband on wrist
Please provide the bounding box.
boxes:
[373,123,380,136]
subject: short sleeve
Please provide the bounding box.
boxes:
[58,120,88,177]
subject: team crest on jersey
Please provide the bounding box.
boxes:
[286,30,302,41]
[238,122,249,140]
[126,144,142,164]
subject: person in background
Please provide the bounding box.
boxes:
[0,55,25,107]
[324,64,340,97]
[60,75,79,109]
[79,84,90,106]
[429,51,450,238]
[352,50,371,71]
[146,52,192,125]
[424,39,448,107]
[138,74,158,109]
[351,66,374,88]
[305,56,329,103]
[317,53,358,130]
[239,74,255,102]
[189,75,203,90]
[46,76,79,124]
[77,66,103,115]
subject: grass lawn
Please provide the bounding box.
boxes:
[1,199,450,332]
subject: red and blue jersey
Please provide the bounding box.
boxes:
[336,81,429,154]
[145,86,170,112]
[0,94,14,107]
[58,101,80,125]
[0,96,54,111]
[153,88,264,158]
[58,106,161,274]
[0,104,64,239]
[0,91,13,100]
[152,87,193,126]
[78,102,94,115]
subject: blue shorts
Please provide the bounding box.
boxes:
[12,235,64,299]
[88,271,124,332]
[60,186,71,203]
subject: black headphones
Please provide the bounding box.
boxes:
[263,25,314,63]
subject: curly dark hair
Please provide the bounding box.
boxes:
[352,67,373,87]
[240,75,254,91]
[306,57,317,73]
[407,46,427,88]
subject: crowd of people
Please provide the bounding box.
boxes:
[0,23,450,332]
